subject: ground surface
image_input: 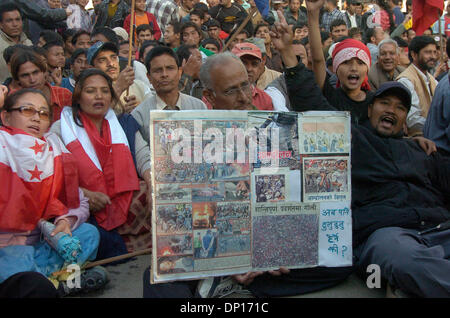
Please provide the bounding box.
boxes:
[75,255,386,298]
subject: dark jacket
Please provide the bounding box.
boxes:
[343,11,362,29]
[94,0,130,29]
[285,61,450,247]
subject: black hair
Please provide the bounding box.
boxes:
[0,2,21,22]
[91,27,119,47]
[206,18,221,29]
[330,19,347,32]
[201,38,220,52]
[254,22,270,36]
[408,35,437,61]
[3,44,31,64]
[392,36,408,48]
[139,40,161,61]
[137,24,153,35]
[176,44,197,63]
[447,36,450,60]
[39,30,64,46]
[320,31,331,44]
[363,28,375,44]
[193,2,208,13]
[63,29,78,42]
[190,9,205,20]
[71,29,91,46]
[293,21,308,32]
[144,45,180,73]
[43,40,64,53]
[168,21,182,34]
[70,48,87,65]
[180,22,203,43]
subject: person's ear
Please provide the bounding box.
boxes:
[202,89,215,107]
[1,111,10,126]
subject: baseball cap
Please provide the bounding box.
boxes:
[373,82,412,111]
[87,41,119,66]
[231,42,262,60]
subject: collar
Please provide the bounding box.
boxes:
[156,92,182,110]
[0,29,28,44]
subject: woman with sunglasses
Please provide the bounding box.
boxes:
[0,87,104,296]
[50,69,141,260]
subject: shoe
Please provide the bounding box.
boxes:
[58,266,109,297]
[196,276,250,298]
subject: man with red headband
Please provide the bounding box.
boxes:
[308,0,375,124]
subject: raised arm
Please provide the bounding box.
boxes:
[306,0,327,90]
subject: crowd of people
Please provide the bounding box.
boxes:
[0,0,449,299]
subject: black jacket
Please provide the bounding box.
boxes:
[285,62,450,247]
[94,0,130,29]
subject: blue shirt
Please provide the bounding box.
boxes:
[423,74,450,154]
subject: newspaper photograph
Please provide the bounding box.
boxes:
[298,112,351,154]
[303,157,351,202]
[149,110,352,283]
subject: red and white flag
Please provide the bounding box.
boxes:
[0,127,79,232]
[412,0,444,35]
[60,107,139,231]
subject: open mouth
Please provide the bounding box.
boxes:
[93,102,105,108]
[347,74,360,85]
[28,126,41,134]
[380,115,396,129]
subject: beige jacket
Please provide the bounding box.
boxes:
[0,30,32,83]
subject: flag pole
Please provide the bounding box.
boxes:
[223,7,258,52]
[438,9,444,63]
[126,0,136,97]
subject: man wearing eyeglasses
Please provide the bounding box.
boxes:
[200,51,274,111]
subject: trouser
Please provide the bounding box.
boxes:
[354,226,450,297]
[0,223,100,283]
[142,265,353,298]
[0,272,59,298]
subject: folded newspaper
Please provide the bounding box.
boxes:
[150,110,352,284]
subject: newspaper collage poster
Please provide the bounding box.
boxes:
[150,110,352,283]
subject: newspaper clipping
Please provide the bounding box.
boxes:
[150,110,352,283]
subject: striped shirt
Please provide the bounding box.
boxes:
[321,8,346,32]
[145,0,179,33]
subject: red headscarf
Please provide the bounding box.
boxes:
[332,39,372,91]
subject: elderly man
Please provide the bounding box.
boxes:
[131,46,207,187]
[368,38,405,90]
[397,35,438,137]
[199,51,274,111]
[231,41,281,91]
[273,13,449,297]
[0,3,32,83]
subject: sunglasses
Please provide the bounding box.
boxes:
[8,106,51,121]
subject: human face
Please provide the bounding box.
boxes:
[48,0,62,9]
[1,92,51,138]
[208,26,220,39]
[336,57,368,92]
[413,44,437,72]
[183,0,195,10]
[407,29,415,43]
[205,58,252,110]
[93,50,120,81]
[141,45,156,63]
[135,0,147,12]
[322,36,332,48]
[71,54,88,80]
[293,26,308,41]
[240,55,264,84]
[331,24,348,41]
[46,45,66,68]
[78,75,112,121]
[378,43,398,73]
[204,43,219,53]
[207,0,219,7]
[91,33,109,45]
[138,29,154,44]
[255,26,271,45]
[164,25,179,45]
[17,62,46,90]
[74,33,91,49]
[398,47,410,67]
[147,54,182,95]
[0,10,22,39]
[292,43,307,66]
[368,94,408,137]
[373,27,386,45]
[235,32,248,44]
[289,0,300,12]
[190,14,203,27]
[182,26,201,46]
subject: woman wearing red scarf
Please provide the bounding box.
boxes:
[307,0,375,125]
[50,69,140,260]
[0,87,102,296]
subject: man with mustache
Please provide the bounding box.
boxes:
[272,13,450,297]
[396,35,438,137]
[368,38,405,90]
[88,41,151,113]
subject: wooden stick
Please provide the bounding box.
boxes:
[222,7,258,52]
[438,10,444,63]
[126,0,136,97]
[51,248,152,277]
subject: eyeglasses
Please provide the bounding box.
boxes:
[222,81,252,97]
[8,106,51,121]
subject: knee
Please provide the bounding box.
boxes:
[74,223,100,247]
